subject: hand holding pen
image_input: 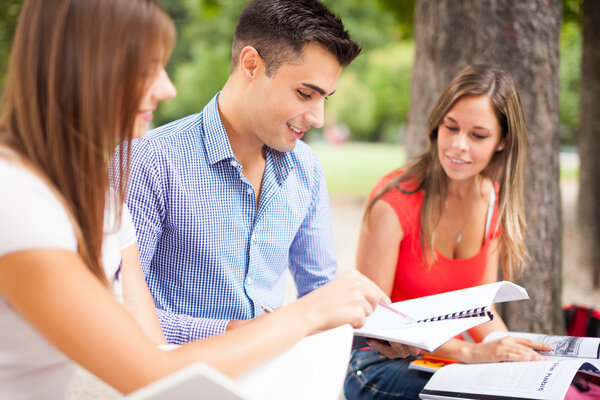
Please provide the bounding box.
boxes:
[378,303,417,324]
[261,270,389,332]
[258,271,420,358]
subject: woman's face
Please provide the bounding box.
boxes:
[437,95,504,182]
[134,64,176,138]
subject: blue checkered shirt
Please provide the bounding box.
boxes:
[125,94,337,344]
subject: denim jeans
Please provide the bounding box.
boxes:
[344,349,431,400]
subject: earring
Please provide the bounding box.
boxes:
[496,145,503,151]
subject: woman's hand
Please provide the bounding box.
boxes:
[294,270,391,333]
[460,336,552,363]
[366,339,421,359]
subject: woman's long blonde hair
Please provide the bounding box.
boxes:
[368,65,529,281]
[0,0,175,283]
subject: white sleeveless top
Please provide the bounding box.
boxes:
[0,158,136,399]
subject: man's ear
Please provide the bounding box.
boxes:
[238,46,263,81]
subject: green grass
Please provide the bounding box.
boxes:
[311,142,405,196]
[312,142,579,196]
[560,168,579,180]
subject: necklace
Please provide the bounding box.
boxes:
[445,190,476,244]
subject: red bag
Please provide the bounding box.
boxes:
[565,376,600,399]
[563,304,600,337]
[562,306,600,399]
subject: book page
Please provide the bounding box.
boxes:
[355,315,491,352]
[354,281,528,352]
[386,281,528,321]
[420,359,600,400]
[485,331,600,359]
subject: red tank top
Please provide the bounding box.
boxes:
[372,170,501,303]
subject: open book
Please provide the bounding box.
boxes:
[419,331,600,400]
[127,325,354,400]
[354,281,528,352]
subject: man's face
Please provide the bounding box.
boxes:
[247,43,343,152]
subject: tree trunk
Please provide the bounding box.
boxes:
[407,0,563,334]
[578,0,600,288]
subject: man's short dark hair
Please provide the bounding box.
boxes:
[232,0,361,76]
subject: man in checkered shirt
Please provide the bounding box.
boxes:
[124,0,362,344]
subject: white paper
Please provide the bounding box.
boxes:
[419,359,600,400]
[355,281,528,352]
[237,324,353,400]
[127,325,354,400]
[383,281,528,321]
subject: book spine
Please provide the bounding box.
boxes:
[418,306,493,323]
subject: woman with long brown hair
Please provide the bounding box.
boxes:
[0,0,395,398]
[344,65,551,400]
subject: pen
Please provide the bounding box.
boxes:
[260,304,275,314]
[379,303,417,323]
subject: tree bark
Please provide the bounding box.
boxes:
[578,0,600,288]
[407,0,563,333]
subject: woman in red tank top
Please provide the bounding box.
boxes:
[345,65,551,400]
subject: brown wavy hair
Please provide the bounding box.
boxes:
[0,0,175,283]
[368,65,529,281]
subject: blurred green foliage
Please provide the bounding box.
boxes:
[0,0,583,146]
[560,20,581,145]
[0,0,21,88]
[560,0,582,146]
[155,0,414,143]
[325,41,413,142]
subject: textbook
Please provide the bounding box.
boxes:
[353,281,528,352]
[127,325,354,400]
[409,356,458,374]
[419,331,600,399]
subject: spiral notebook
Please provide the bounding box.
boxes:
[354,281,528,352]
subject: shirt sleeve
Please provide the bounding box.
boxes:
[157,309,229,344]
[122,139,166,279]
[288,153,337,297]
[118,203,138,251]
[123,140,231,343]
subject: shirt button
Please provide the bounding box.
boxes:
[247,188,253,195]
[230,160,238,168]
[247,277,254,285]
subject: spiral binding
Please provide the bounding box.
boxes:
[417,306,493,323]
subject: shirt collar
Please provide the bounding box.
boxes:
[265,147,293,184]
[202,93,236,166]
[202,92,294,183]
